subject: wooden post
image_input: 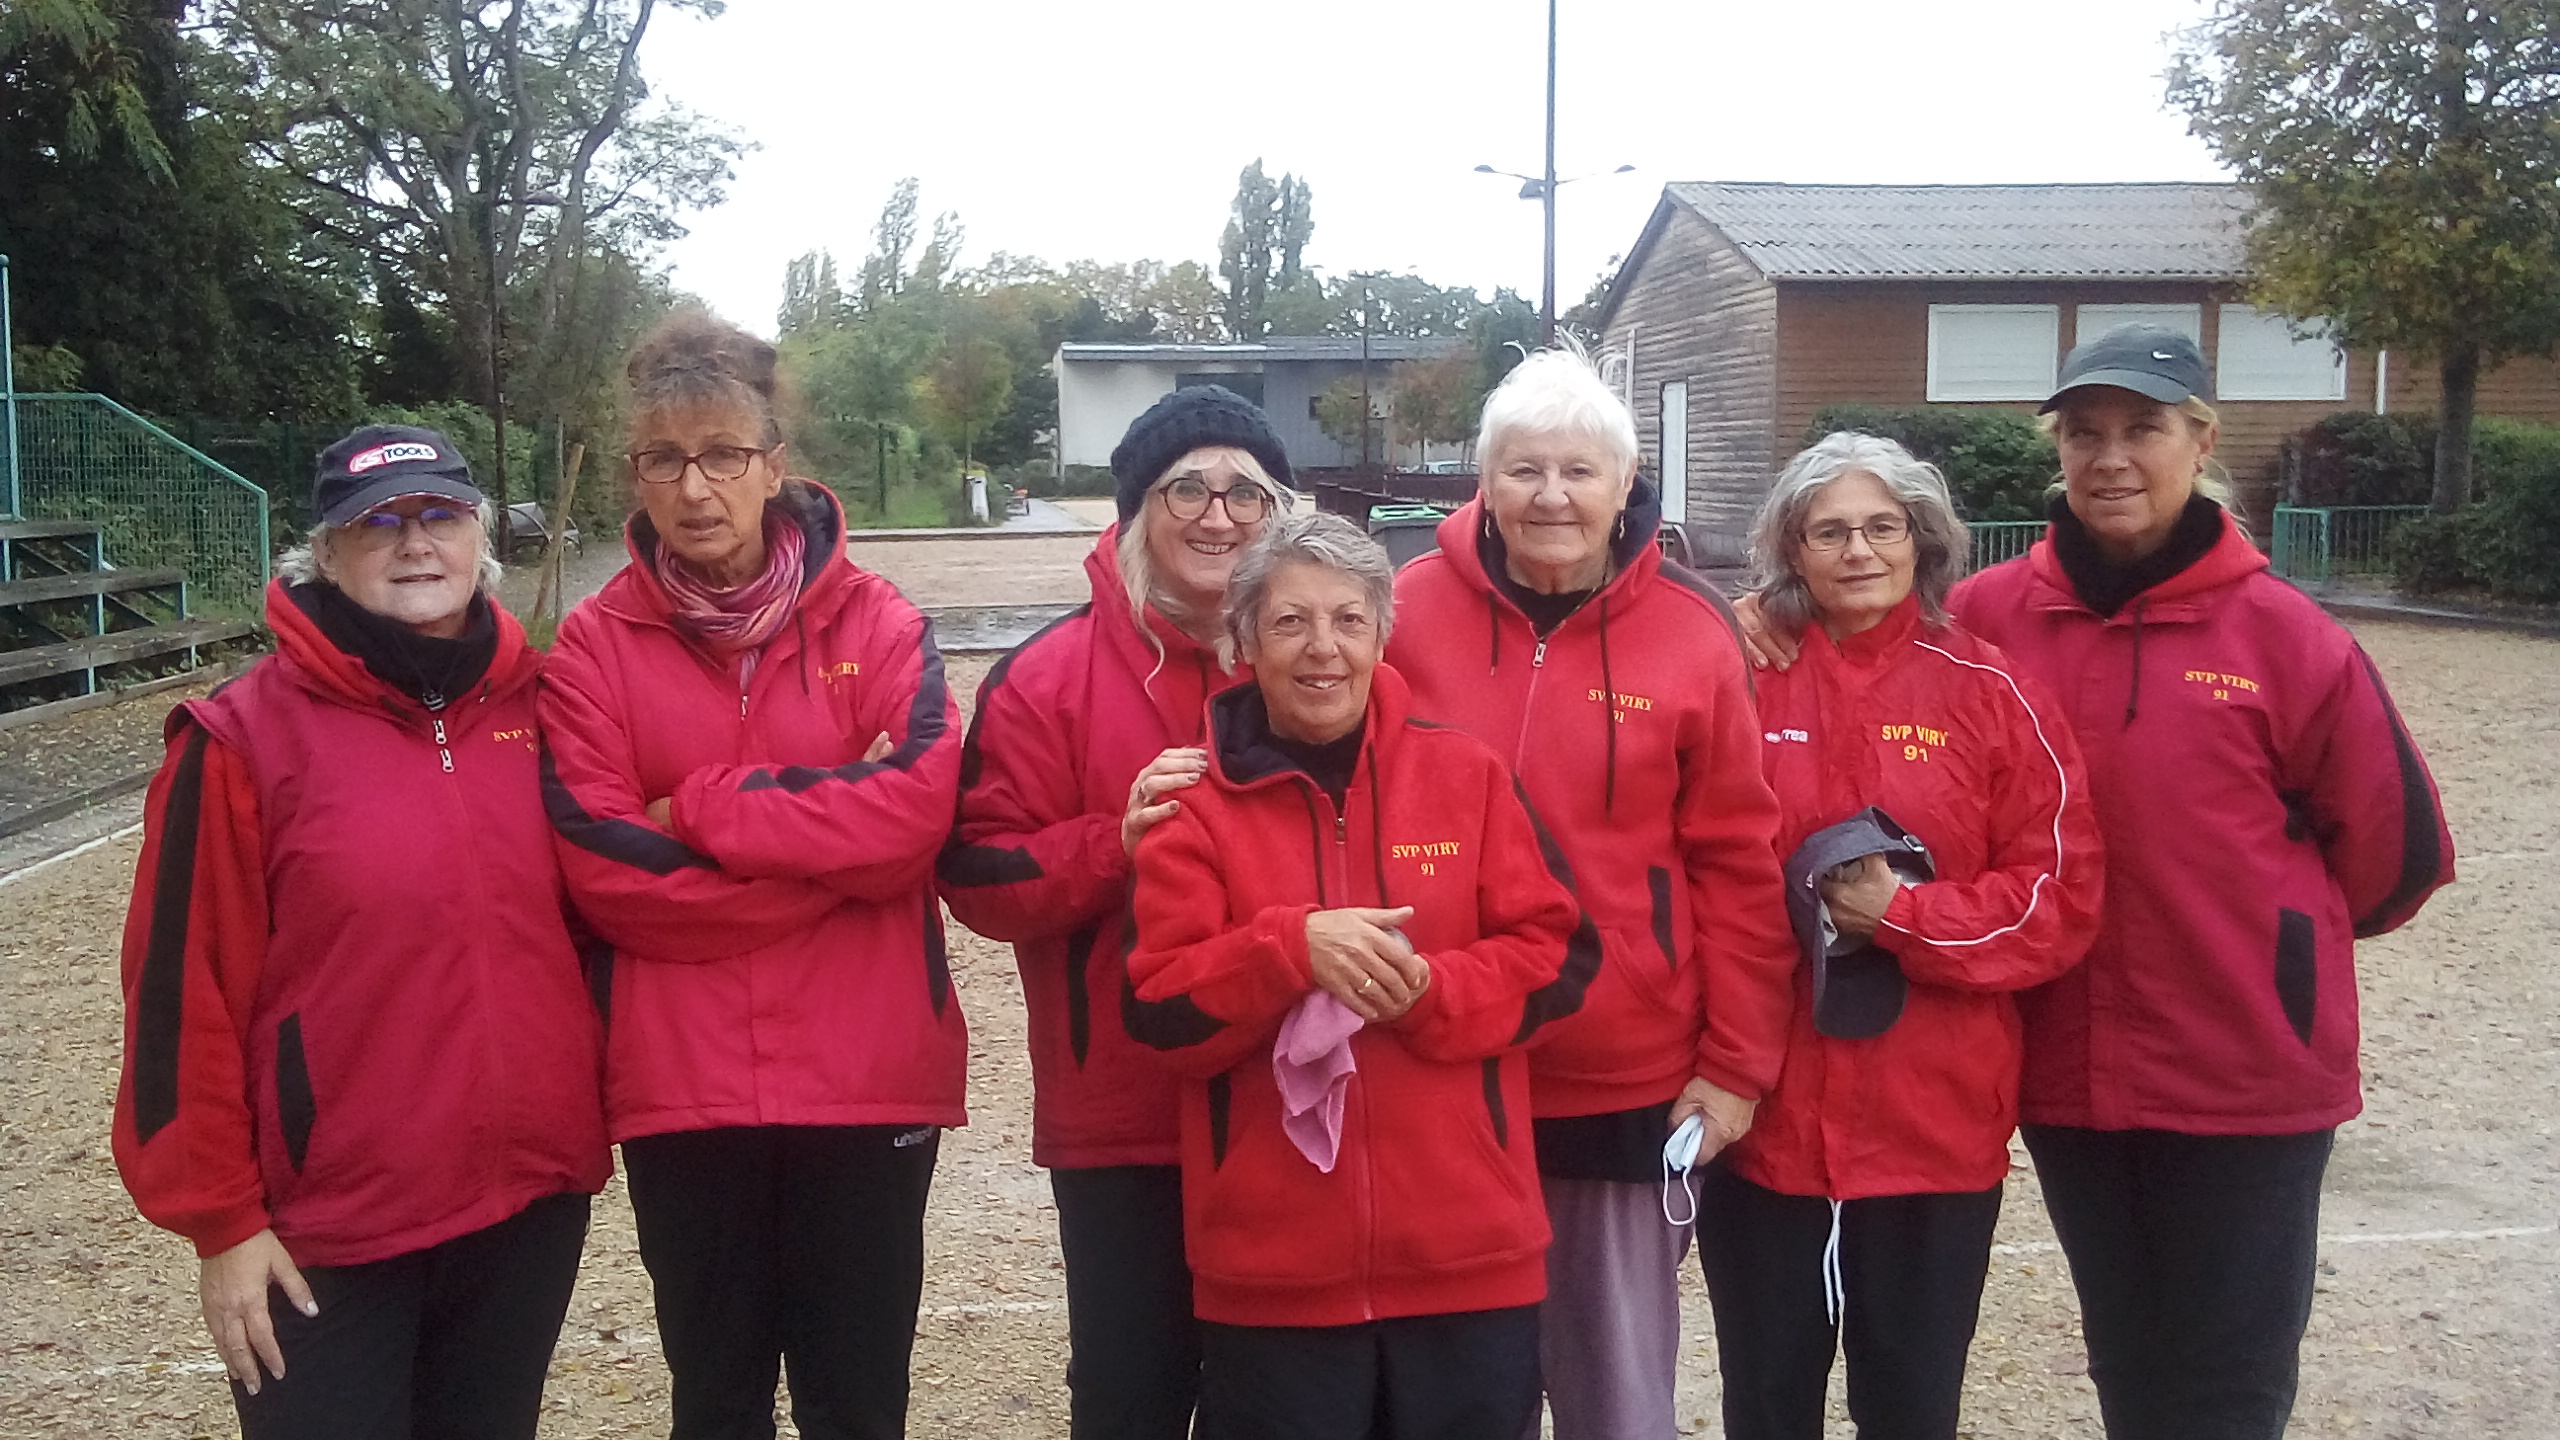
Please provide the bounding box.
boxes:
[533,442,585,627]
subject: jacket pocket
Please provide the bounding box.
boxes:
[1647,866,1678,975]
[2274,908,2317,1045]
[275,1014,316,1173]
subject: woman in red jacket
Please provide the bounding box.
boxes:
[541,311,965,1440]
[940,385,1291,1439]
[1738,327,2454,1440]
[1697,431,2104,1440]
[1387,346,1798,1438]
[1124,513,1592,1439]
[113,426,609,1438]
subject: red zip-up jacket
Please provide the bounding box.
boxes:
[1730,597,2105,1199]
[1123,667,1596,1327]
[939,530,1240,1168]
[1951,514,2453,1133]
[1389,494,1797,1115]
[540,481,967,1141]
[112,582,610,1267]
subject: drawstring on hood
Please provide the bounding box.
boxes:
[2123,601,2147,727]
[2046,491,2220,733]
[1598,595,1618,815]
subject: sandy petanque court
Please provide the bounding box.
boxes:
[1,526,2551,1437]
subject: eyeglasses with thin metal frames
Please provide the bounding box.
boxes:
[346,504,473,549]
[630,445,771,486]
[1801,518,1913,552]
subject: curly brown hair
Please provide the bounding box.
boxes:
[623,308,787,447]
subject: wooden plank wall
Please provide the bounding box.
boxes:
[1605,208,1778,537]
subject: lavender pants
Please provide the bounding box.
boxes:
[1531,1175,1695,1440]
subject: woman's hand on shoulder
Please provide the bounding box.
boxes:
[1730,591,1799,672]
[200,1228,315,1395]
[1122,748,1207,857]
[1306,905,1425,1023]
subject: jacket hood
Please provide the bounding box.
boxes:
[1205,663,1415,793]
[603,477,850,628]
[257,577,537,721]
[1084,523,1242,737]
[2023,503,2266,619]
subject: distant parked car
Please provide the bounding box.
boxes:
[504,501,580,559]
[1422,459,1472,474]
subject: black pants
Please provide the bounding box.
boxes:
[1052,1164,1200,1440]
[2025,1124,2334,1440]
[1693,1162,2002,1440]
[623,1124,941,1440]
[234,1190,590,1440]
[1196,1305,1541,1440]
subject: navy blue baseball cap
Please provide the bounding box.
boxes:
[314,424,484,526]
[2042,324,2212,413]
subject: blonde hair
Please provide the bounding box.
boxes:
[1114,446,1295,672]
[2040,393,2236,509]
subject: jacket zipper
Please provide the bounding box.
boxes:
[1316,782,1379,1321]
[1511,633,1549,769]
[431,716,453,773]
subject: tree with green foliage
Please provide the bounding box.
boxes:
[1219,160,1313,341]
[207,0,743,505]
[858,176,919,309]
[778,250,842,335]
[2170,0,2560,513]
[0,0,363,417]
[1389,351,1479,460]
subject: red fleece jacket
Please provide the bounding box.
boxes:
[1951,514,2453,1133]
[1123,666,1594,1327]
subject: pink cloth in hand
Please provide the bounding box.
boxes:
[1274,991,1366,1172]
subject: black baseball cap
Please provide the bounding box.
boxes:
[314,424,485,526]
[2041,323,2213,413]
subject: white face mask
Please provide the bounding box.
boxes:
[1660,1113,1705,1226]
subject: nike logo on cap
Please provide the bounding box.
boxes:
[2153,351,2175,360]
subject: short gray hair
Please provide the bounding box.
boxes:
[276,500,504,595]
[1223,512,1396,653]
[1746,433,1969,632]
[1475,342,1638,475]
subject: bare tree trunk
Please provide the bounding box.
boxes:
[2432,341,2479,514]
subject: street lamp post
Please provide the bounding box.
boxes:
[1475,0,1633,347]
[1,254,18,519]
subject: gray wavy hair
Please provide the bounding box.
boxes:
[276,500,504,594]
[1746,433,1969,632]
[1223,511,1396,654]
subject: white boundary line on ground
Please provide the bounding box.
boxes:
[1994,1223,2554,1257]
[0,820,142,889]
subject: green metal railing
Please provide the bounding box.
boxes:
[1966,520,2044,572]
[2270,505,2428,584]
[11,394,271,617]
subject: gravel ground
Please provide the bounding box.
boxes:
[0,553,2550,1437]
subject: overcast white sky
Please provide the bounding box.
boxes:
[642,0,2231,337]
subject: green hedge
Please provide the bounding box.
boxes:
[2390,417,2560,603]
[2291,412,2437,506]
[1803,406,2056,522]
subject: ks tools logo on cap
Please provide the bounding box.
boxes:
[347,441,442,473]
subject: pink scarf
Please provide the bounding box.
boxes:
[1274,992,1365,1172]
[653,507,807,656]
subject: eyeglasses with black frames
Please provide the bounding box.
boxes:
[630,445,770,486]
[1159,476,1272,523]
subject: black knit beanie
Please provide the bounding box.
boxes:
[1108,385,1294,525]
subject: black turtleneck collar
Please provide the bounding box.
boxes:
[290,581,499,711]
[2048,491,2225,618]
[1475,475,1661,636]
[1212,685,1365,806]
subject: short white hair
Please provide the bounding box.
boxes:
[1475,343,1638,474]
[276,500,503,594]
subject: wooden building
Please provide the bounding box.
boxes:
[1598,181,2560,538]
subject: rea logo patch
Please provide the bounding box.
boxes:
[347,441,441,472]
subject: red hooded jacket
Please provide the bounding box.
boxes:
[1388,495,1797,1116]
[1951,514,2453,1133]
[539,482,968,1141]
[1123,667,1596,1327]
[939,529,1241,1168]
[112,582,610,1267]
[1729,597,2105,1199]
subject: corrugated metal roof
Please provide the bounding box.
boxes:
[1666,182,2250,280]
[1057,337,1465,363]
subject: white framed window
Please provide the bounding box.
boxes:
[1658,381,1688,524]
[2074,303,2202,346]
[2216,305,2346,401]
[1927,305,2059,402]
